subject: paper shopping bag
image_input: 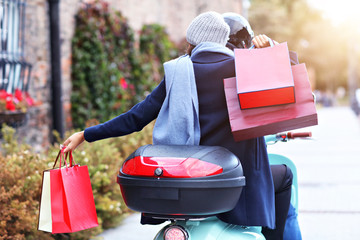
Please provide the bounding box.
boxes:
[224,63,317,141]
[234,42,295,109]
[38,150,98,233]
[38,171,53,232]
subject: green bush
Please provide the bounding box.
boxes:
[0,123,154,239]
[71,0,138,129]
[0,126,53,240]
[137,24,179,97]
[140,24,178,65]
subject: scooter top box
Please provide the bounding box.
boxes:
[117,145,245,218]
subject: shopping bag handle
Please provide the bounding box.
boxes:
[249,36,275,49]
[52,146,77,169]
[52,149,67,169]
[65,150,77,167]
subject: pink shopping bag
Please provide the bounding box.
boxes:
[234,42,295,109]
[224,63,317,141]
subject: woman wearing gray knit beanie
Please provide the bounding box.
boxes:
[63,11,281,239]
[186,11,230,47]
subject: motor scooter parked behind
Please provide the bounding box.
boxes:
[117,132,311,240]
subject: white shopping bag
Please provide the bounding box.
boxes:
[38,171,52,232]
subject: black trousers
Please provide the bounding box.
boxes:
[262,164,293,240]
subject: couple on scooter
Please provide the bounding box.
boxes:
[64,11,294,240]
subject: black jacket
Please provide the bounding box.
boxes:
[84,50,275,228]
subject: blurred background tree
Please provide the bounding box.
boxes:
[248,0,358,96]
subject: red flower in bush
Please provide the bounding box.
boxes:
[119,77,128,89]
[25,92,34,106]
[6,94,16,111]
[15,89,23,101]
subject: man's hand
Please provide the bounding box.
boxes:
[252,34,277,48]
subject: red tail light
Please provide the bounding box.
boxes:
[122,156,223,178]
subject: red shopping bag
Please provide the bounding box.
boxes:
[224,63,317,141]
[38,149,98,233]
[234,42,295,109]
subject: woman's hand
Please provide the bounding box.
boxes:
[62,131,85,153]
[252,34,278,48]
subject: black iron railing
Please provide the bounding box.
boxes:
[0,0,32,126]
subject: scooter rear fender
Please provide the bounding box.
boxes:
[154,216,265,240]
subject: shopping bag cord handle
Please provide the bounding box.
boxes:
[65,151,76,166]
[53,150,61,169]
[52,149,67,169]
[52,146,77,169]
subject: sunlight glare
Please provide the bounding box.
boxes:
[308,0,360,26]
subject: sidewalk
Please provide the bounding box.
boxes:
[96,213,165,240]
[268,106,360,239]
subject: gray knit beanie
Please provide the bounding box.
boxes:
[186,11,230,46]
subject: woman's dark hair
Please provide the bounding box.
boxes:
[228,28,252,49]
[186,44,196,56]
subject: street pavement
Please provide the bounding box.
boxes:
[97,106,360,240]
[268,106,360,240]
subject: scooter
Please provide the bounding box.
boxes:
[117,132,311,240]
